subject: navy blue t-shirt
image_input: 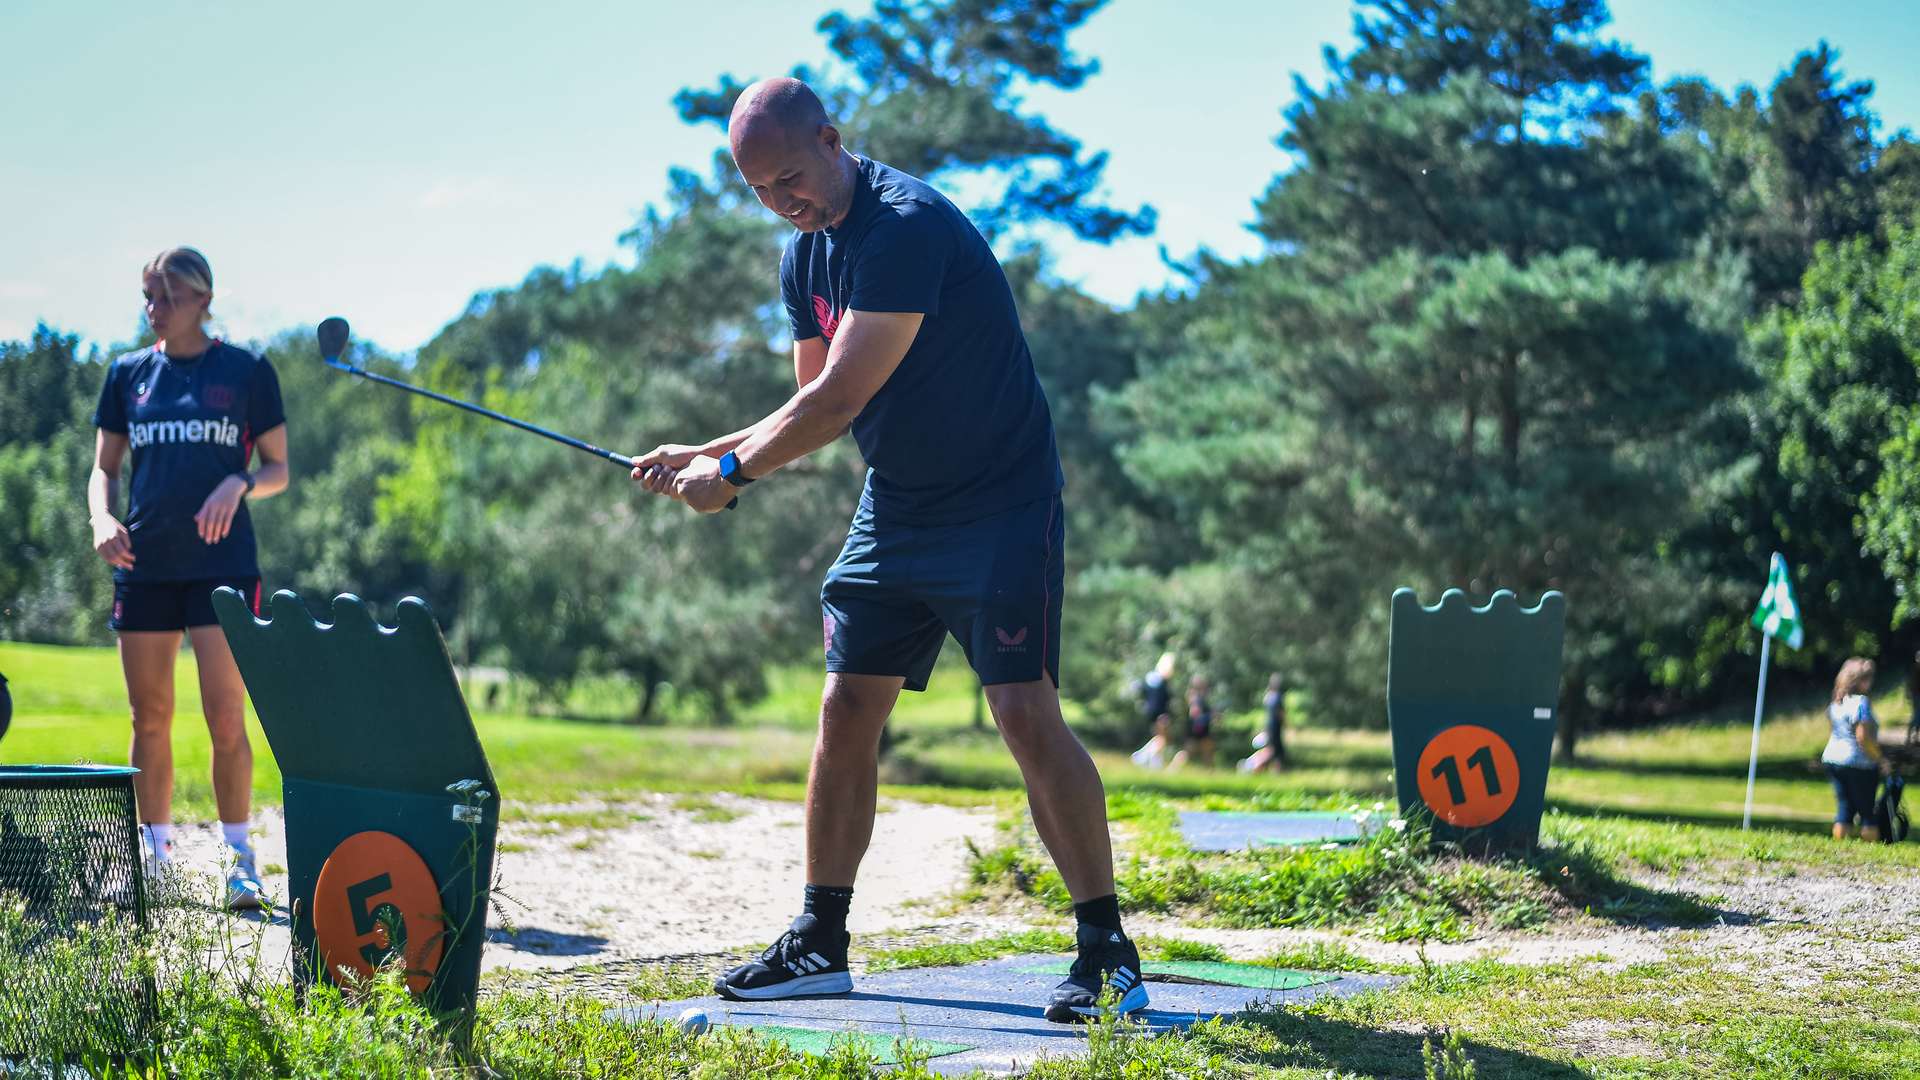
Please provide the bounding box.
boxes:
[780,156,1063,525]
[92,341,285,583]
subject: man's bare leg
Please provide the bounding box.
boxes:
[713,672,901,1002]
[982,679,1114,900]
[805,672,905,886]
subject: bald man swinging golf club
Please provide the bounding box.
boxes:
[632,77,1144,1021]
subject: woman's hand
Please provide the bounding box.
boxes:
[194,475,250,543]
[91,514,134,570]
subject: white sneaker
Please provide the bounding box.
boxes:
[225,855,266,912]
[142,838,175,887]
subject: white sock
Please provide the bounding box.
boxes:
[142,823,175,861]
[221,821,253,859]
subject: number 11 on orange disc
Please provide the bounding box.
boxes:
[1415,724,1519,827]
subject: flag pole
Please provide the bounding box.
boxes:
[1743,630,1772,831]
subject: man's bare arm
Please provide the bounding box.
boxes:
[730,310,921,479]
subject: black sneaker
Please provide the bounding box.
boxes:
[714,913,853,1000]
[1044,923,1149,1022]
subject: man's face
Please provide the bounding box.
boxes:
[733,124,852,233]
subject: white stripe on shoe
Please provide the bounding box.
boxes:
[719,971,853,1000]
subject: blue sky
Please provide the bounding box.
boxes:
[2,1,1915,354]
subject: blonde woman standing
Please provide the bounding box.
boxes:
[1823,657,1890,842]
[88,247,289,908]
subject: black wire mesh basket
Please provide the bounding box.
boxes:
[0,765,152,1060]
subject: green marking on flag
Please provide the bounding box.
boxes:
[1751,551,1804,649]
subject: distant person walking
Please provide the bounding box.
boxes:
[0,672,10,744]
[1823,658,1890,842]
[88,247,289,908]
[1130,652,1176,768]
[1171,674,1215,769]
[1239,672,1287,774]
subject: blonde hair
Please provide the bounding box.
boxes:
[1832,657,1875,703]
[142,246,214,320]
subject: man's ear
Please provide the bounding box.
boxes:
[820,123,842,155]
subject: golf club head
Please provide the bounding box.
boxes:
[317,317,351,368]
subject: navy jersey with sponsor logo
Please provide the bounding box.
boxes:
[92,342,285,582]
[780,156,1063,526]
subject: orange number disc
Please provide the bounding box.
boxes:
[312,831,445,994]
[1414,724,1520,828]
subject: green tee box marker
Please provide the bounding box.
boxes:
[1387,588,1566,852]
[751,1025,972,1063]
[1016,959,1333,990]
[212,589,499,1016]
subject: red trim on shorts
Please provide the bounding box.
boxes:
[251,579,262,616]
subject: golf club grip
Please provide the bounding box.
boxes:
[341,367,734,509]
[611,455,736,507]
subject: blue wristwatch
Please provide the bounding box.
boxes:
[719,451,755,487]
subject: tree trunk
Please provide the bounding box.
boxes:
[633,676,660,725]
[1553,705,1581,764]
[1499,351,1521,479]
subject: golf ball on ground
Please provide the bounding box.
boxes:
[677,1008,709,1035]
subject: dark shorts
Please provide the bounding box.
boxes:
[822,494,1063,692]
[111,577,260,633]
[1828,763,1880,826]
[1189,716,1213,740]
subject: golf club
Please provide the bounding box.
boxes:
[316,316,732,508]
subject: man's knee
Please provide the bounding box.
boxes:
[818,674,900,753]
[985,682,1070,753]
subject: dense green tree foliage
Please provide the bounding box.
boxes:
[5,0,1918,746]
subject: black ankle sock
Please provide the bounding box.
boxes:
[804,884,854,935]
[1074,894,1123,934]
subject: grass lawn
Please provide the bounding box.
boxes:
[3,639,1917,1077]
[2,639,1897,832]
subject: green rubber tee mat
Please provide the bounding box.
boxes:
[1177,810,1372,851]
[619,955,1393,1076]
[752,1024,971,1063]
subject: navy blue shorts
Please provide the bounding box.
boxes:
[822,494,1063,692]
[111,577,260,633]
[1828,763,1880,826]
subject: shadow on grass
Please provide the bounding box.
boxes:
[1544,797,1831,836]
[1524,840,1738,929]
[888,748,1395,801]
[1566,754,1827,782]
[1230,1001,1587,1078]
[486,926,610,957]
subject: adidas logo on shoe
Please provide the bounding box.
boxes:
[784,951,835,977]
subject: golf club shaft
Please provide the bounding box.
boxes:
[328,361,631,467]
